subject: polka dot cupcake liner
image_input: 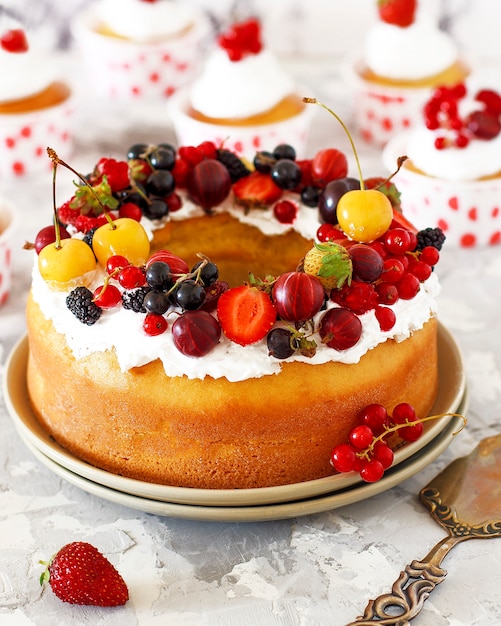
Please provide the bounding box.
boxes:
[72,10,211,101]
[168,88,316,160]
[0,200,17,307]
[384,137,501,248]
[344,61,437,148]
[0,95,76,179]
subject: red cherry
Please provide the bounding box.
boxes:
[117,265,146,289]
[106,255,130,275]
[272,272,325,322]
[319,307,362,350]
[34,225,71,254]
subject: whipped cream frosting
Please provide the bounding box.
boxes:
[94,0,196,42]
[0,18,56,103]
[365,7,458,80]
[31,199,439,382]
[189,49,296,119]
[406,125,501,181]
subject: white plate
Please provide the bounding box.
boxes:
[18,408,467,522]
[4,323,465,507]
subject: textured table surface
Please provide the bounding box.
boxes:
[1,50,501,626]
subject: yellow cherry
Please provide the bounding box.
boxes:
[38,238,97,289]
[92,217,151,267]
[336,189,393,243]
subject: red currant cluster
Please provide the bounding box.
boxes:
[217,17,262,62]
[423,83,501,150]
[315,225,440,333]
[331,403,427,483]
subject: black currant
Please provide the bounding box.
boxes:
[143,290,170,315]
[146,169,175,197]
[127,143,148,160]
[174,280,206,310]
[273,143,296,161]
[267,328,296,359]
[192,260,219,286]
[142,198,169,220]
[300,185,322,208]
[270,159,302,190]
[145,261,172,290]
[253,150,276,174]
[149,145,176,170]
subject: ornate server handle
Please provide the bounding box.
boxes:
[345,535,467,625]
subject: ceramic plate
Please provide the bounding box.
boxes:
[19,409,467,522]
[4,323,465,507]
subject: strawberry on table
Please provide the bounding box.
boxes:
[40,542,129,606]
[217,285,277,346]
[377,0,417,27]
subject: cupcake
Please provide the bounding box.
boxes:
[0,18,75,178]
[383,82,501,247]
[0,198,17,306]
[71,0,211,101]
[346,0,468,146]
[169,17,315,159]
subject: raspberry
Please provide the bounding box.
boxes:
[66,287,102,325]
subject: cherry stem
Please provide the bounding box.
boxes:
[357,412,467,461]
[50,152,62,250]
[303,97,365,191]
[46,147,116,229]
[373,155,408,190]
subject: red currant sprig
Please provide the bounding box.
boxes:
[217,18,262,62]
[423,83,501,150]
[330,403,466,483]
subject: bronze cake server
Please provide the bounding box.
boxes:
[347,433,501,625]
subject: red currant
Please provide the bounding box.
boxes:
[396,273,420,299]
[400,422,424,442]
[143,313,168,336]
[391,402,416,425]
[330,443,357,473]
[358,403,389,435]
[375,282,399,305]
[383,228,413,254]
[360,459,384,483]
[92,284,122,309]
[118,265,146,289]
[380,258,405,283]
[420,246,440,266]
[106,255,130,275]
[375,305,396,331]
[349,424,374,450]
[373,441,394,469]
[273,199,298,224]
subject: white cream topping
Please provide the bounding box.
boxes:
[31,198,439,382]
[0,17,56,102]
[189,49,296,119]
[365,8,458,80]
[94,0,196,42]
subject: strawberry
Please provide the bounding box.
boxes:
[377,0,417,27]
[303,242,352,291]
[232,171,283,209]
[364,177,402,210]
[217,285,276,346]
[40,542,129,606]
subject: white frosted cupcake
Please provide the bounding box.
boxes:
[346,0,468,147]
[384,82,501,247]
[0,198,17,306]
[169,17,314,159]
[71,0,211,101]
[0,19,75,178]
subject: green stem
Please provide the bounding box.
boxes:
[303,97,365,191]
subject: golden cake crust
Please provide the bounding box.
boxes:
[26,292,438,489]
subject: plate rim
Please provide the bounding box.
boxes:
[18,410,467,522]
[3,322,466,507]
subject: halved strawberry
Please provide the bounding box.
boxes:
[217,285,276,346]
[377,0,417,28]
[232,171,283,209]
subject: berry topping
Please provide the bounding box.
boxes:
[186,159,232,213]
[172,310,221,357]
[217,17,262,62]
[272,271,325,323]
[303,242,352,291]
[66,287,102,325]
[39,541,128,606]
[217,285,277,346]
[0,28,29,53]
[216,148,251,182]
[377,0,417,28]
[232,170,283,209]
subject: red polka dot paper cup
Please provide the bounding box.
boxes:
[0,200,17,306]
[383,136,501,248]
[168,87,315,160]
[0,92,76,179]
[345,61,436,148]
[71,9,210,101]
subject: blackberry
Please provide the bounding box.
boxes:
[216,148,251,183]
[122,286,151,313]
[66,287,102,325]
[416,227,446,251]
[82,227,98,250]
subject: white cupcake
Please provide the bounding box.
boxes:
[169,17,315,159]
[71,0,211,101]
[346,1,468,147]
[0,18,75,179]
[0,198,17,306]
[384,82,501,247]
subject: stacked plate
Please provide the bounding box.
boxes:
[4,325,466,522]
